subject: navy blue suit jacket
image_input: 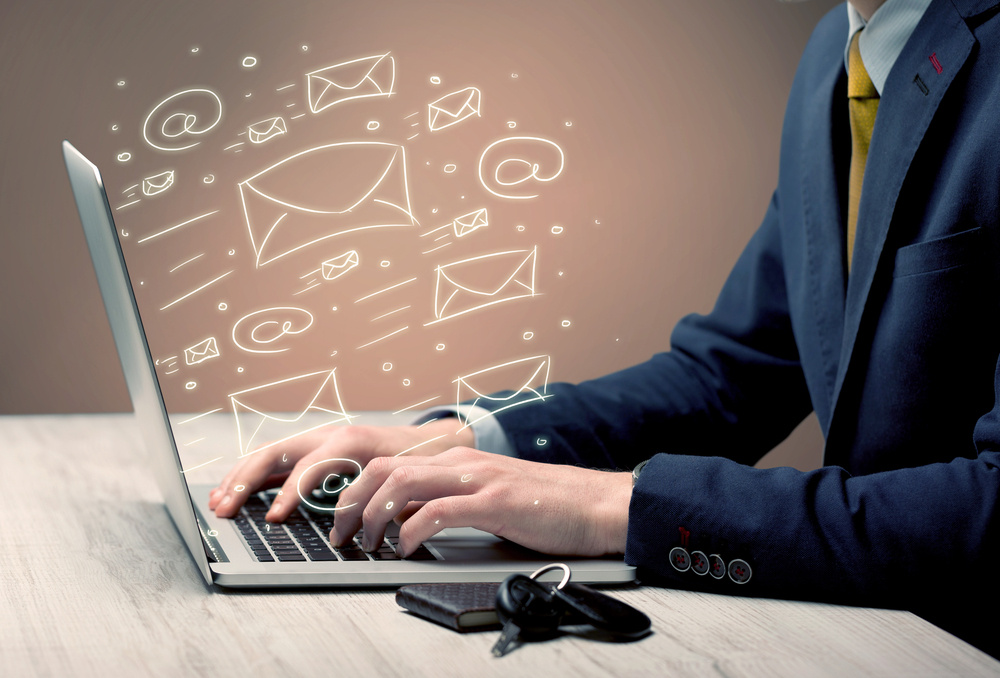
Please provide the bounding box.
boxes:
[488,0,1000,653]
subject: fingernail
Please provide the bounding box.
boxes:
[266,501,282,521]
[361,536,373,552]
[396,543,410,559]
[209,488,220,497]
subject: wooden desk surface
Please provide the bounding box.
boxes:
[2,414,997,677]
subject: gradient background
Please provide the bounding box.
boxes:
[0,0,841,469]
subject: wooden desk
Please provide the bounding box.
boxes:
[2,414,997,676]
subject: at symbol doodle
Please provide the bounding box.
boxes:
[231,307,314,354]
[478,136,565,200]
[142,88,223,152]
[297,458,363,512]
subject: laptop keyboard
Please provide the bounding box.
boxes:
[234,492,437,563]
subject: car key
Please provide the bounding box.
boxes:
[551,582,651,639]
[491,573,564,657]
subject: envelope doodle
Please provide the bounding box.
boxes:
[238,142,416,267]
[248,116,287,144]
[450,208,488,238]
[229,369,354,457]
[142,170,175,196]
[322,250,360,280]
[427,87,482,132]
[454,355,551,429]
[428,247,537,324]
[306,53,395,114]
[184,336,220,365]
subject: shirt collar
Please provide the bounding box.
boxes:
[845,0,934,95]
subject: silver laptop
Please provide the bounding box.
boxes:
[62,140,636,588]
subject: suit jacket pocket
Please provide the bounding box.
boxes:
[892,226,982,279]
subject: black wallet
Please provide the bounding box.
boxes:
[395,582,502,632]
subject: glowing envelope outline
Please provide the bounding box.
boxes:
[455,355,551,430]
[427,86,481,132]
[142,170,175,196]
[478,136,565,200]
[238,141,416,267]
[306,53,395,114]
[451,208,488,238]
[184,336,220,365]
[229,368,355,457]
[322,250,360,280]
[427,247,537,325]
[296,458,362,512]
[248,116,288,144]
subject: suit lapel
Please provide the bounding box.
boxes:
[826,0,976,442]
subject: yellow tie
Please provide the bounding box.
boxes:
[846,31,879,271]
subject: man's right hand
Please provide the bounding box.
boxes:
[207,417,474,522]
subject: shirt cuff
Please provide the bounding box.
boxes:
[411,405,518,457]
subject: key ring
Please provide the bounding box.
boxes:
[528,563,571,590]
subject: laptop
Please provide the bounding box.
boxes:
[62,140,636,588]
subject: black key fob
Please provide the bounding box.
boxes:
[552,582,651,639]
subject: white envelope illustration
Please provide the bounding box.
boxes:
[184,336,220,365]
[229,369,354,457]
[428,87,481,132]
[455,355,551,428]
[322,250,360,280]
[142,170,175,196]
[238,142,416,267]
[306,53,395,114]
[452,208,488,238]
[429,247,537,324]
[248,116,287,144]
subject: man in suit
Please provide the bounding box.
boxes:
[210,0,1000,654]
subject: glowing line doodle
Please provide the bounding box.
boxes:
[354,277,417,303]
[382,363,393,371]
[177,408,223,425]
[293,282,321,296]
[247,116,287,144]
[367,121,380,131]
[290,113,306,120]
[427,87,481,132]
[391,396,440,415]
[142,170,175,196]
[224,142,244,151]
[276,83,296,92]
[296,458,362,511]
[320,250,360,280]
[404,111,418,119]
[461,474,473,483]
[184,336,221,365]
[122,183,139,194]
[426,248,537,325]
[357,326,408,349]
[142,88,223,152]
[180,456,223,474]
[232,306,314,354]
[395,434,447,457]
[138,210,219,244]
[117,152,132,163]
[183,438,206,447]
[185,382,197,390]
[371,305,410,321]
[443,164,457,173]
[478,136,565,200]
[239,142,416,267]
[116,200,140,211]
[306,53,395,114]
[421,243,451,255]
[203,175,215,184]
[454,355,551,430]
[160,271,233,311]
[230,369,355,457]
[407,133,419,141]
[242,56,257,68]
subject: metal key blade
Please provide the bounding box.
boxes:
[491,620,521,657]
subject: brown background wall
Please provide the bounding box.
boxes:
[0,0,839,468]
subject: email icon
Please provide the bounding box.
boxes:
[322,250,360,280]
[306,53,395,114]
[142,170,174,196]
[451,208,488,238]
[428,87,481,132]
[427,247,537,325]
[229,369,355,457]
[238,142,416,267]
[455,355,551,429]
[184,336,220,365]
[248,116,287,144]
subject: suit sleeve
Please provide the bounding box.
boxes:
[490,191,814,472]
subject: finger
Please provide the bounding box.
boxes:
[332,456,429,547]
[396,495,496,558]
[393,500,428,525]
[268,452,364,522]
[359,464,479,551]
[213,452,294,518]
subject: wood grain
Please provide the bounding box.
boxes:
[1,415,996,677]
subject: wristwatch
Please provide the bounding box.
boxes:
[632,459,650,486]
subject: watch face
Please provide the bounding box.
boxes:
[632,459,650,486]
